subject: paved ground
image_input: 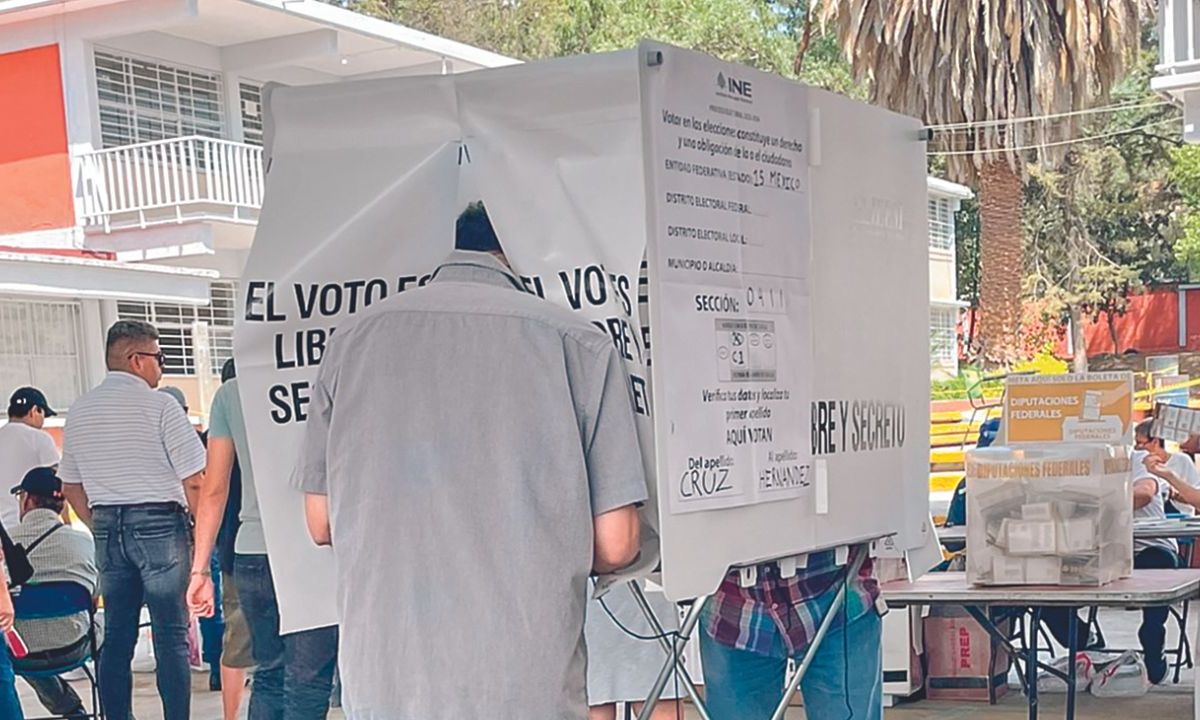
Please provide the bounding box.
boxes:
[16,607,1199,719]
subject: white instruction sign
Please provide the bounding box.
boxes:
[641,45,814,514]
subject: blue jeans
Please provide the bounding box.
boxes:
[93,504,192,720]
[699,607,882,720]
[234,554,338,720]
[198,550,224,668]
[0,644,22,720]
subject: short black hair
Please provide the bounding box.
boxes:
[106,320,159,369]
[221,358,237,383]
[455,202,502,253]
[1136,417,1160,443]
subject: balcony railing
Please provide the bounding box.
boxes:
[1160,0,1200,74]
[75,136,265,233]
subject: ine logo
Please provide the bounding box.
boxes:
[716,71,753,101]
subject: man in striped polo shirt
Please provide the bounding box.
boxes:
[60,320,206,720]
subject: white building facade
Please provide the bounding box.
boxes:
[926,176,972,380]
[0,0,514,415]
[1156,0,1200,141]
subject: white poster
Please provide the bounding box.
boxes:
[640,43,814,515]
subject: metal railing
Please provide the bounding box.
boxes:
[75,135,265,232]
[1160,0,1200,74]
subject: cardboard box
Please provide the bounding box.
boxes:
[991,555,1025,584]
[924,611,1011,702]
[1024,556,1062,584]
[1005,519,1058,555]
[1057,517,1097,554]
[1022,502,1057,521]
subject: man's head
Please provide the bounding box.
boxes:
[159,386,188,413]
[13,466,64,519]
[1182,433,1200,458]
[106,320,164,388]
[1135,417,1167,458]
[455,202,505,260]
[221,358,237,384]
[7,387,56,428]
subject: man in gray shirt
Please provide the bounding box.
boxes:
[296,203,647,719]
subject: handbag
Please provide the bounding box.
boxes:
[0,519,62,588]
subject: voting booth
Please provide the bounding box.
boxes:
[235,42,935,675]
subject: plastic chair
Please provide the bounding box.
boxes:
[961,365,1003,447]
[940,420,999,553]
[11,581,104,719]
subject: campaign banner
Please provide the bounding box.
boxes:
[1004,372,1134,445]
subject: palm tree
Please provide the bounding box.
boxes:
[818,0,1145,366]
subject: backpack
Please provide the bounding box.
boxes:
[0,519,62,588]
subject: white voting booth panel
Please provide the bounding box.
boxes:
[238,43,931,632]
[643,43,932,600]
[236,75,464,630]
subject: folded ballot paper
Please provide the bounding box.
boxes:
[966,444,1133,586]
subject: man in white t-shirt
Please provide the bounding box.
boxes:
[0,386,59,528]
[1133,420,1185,685]
[1145,431,1200,515]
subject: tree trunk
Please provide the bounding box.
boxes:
[1070,304,1089,373]
[1106,310,1120,353]
[975,160,1024,368]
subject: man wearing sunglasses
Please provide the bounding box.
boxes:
[59,320,207,720]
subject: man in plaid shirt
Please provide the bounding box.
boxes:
[699,543,883,719]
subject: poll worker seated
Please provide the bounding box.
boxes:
[1046,421,1180,684]
[10,467,100,719]
[1143,427,1200,515]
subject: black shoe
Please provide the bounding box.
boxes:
[1146,653,1169,685]
[210,669,222,692]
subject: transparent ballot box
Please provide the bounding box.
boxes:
[966,444,1133,586]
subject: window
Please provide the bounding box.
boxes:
[240,81,264,146]
[117,281,238,376]
[930,307,957,363]
[94,49,224,148]
[928,197,955,252]
[0,300,86,409]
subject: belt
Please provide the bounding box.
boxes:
[92,501,186,513]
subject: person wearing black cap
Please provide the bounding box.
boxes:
[9,466,98,720]
[0,387,59,530]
